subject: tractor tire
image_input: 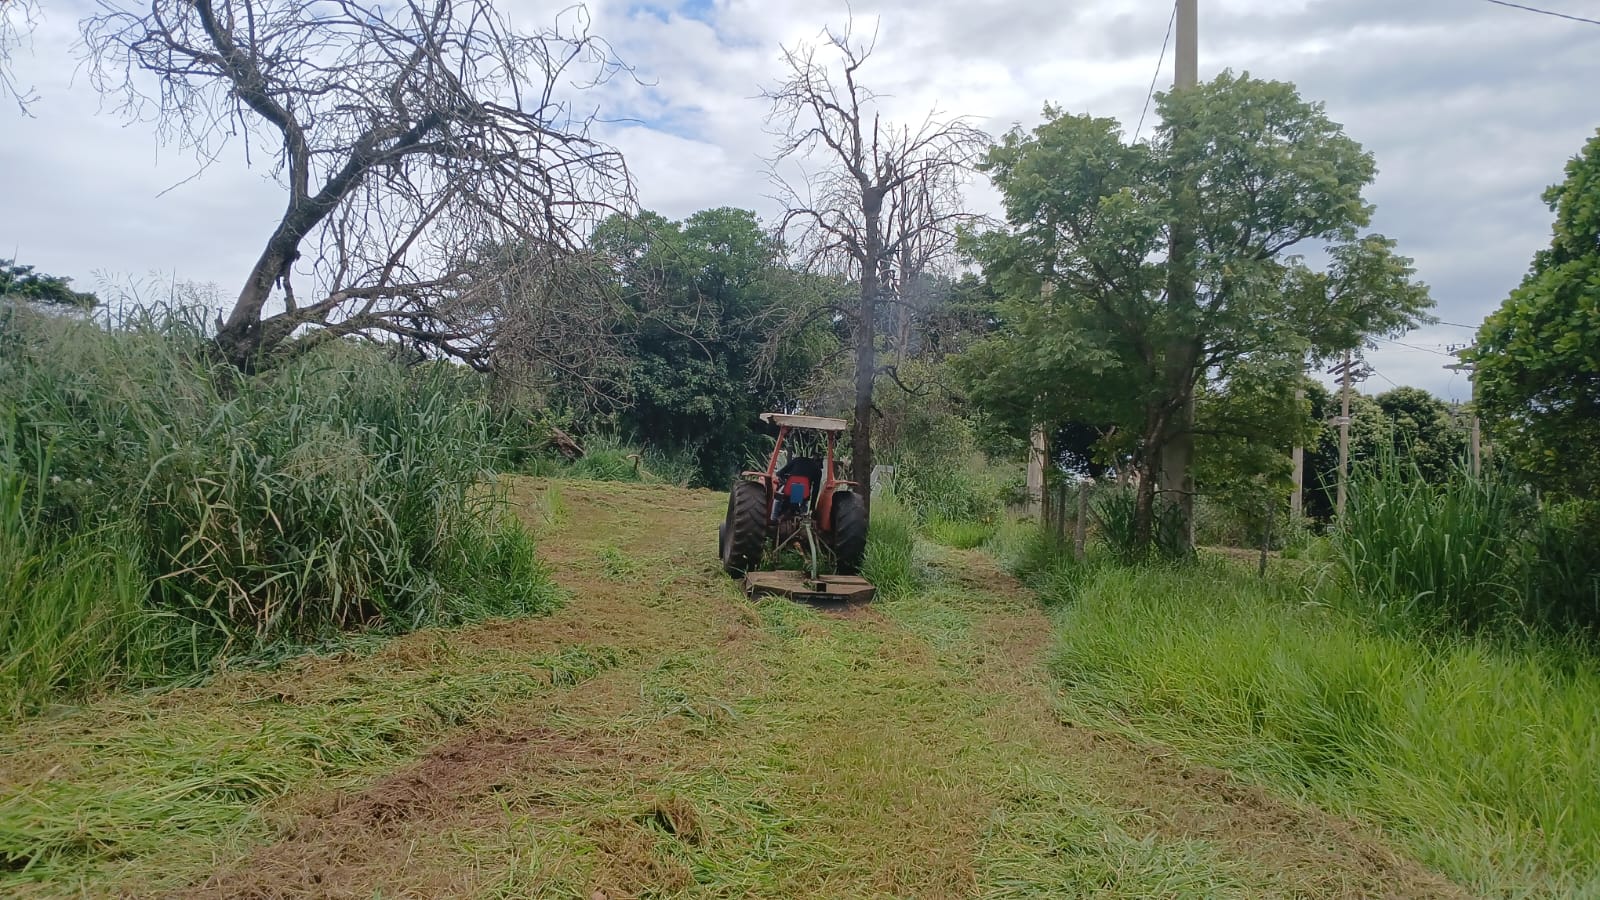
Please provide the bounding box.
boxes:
[830,491,868,575]
[721,481,768,577]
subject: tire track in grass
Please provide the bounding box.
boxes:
[917,546,1466,899]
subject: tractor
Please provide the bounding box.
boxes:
[718,413,874,603]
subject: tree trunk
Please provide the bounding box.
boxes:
[1133,456,1158,551]
[853,254,878,507]
[853,200,884,506]
[1133,408,1167,552]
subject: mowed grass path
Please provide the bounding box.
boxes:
[1,480,1462,897]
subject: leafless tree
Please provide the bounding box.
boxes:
[82,0,634,372]
[765,21,985,501]
[1,0,40,111]
[881,161,976,363]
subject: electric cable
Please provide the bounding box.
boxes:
[1481,0,1600,27]
[1132,1,1178,143]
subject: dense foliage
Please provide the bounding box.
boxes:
[1475,127,1600,503]
[0,306,557,718]
[962,72,1432,551]
[584,209,835,487]
[0,259,97,308]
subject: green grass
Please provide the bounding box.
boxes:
[1,479,1459,896]
[862,491,918,598]
[923,516,994,550]
[0,307,560,719]
[1337,458,1600,638]
[1039,556,1600,896]
[1337,461,1526,634]
[0,630,596,888]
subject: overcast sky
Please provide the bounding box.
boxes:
[4,0,1598,401]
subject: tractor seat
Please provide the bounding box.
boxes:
[781,474,812,508]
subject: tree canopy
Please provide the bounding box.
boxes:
[1474,127,1600,502]
[961,72,1433,549]
[583,208,836,487]
[0,260,97,308]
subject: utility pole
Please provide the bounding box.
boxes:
[1337,351,1351,517]
[1290,386,1305,518]
[1327,353,1371,517]
[1446,347,1479,476]
[1160,0,1200,549]
[1176,0,1197,90]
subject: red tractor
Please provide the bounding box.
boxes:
[718,413,873,603]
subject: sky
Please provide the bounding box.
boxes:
[3,0,1598,402]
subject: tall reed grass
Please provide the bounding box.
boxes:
[1336,457,1600,637]
[0,306,559,718]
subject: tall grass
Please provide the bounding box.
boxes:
[1091,485,1190,563]
[1335,457,1600,638]
[0,306,559,718]
[862,492,917,598]
[564,432,697,486]
[1041,560,1600,895]
[1336,460,1526,633]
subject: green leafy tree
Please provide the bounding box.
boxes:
[588,208,836,486]
[0,260,97,308]
[1475,128,1600,501]
[962,72,1432,550]
[1374,386,1467,482]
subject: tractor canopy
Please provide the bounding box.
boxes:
[759,412,848,432]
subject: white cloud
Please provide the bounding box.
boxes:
[3,0,1597,401]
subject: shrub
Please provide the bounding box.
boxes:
[1522,500,1600,637]
[1091,485,1189,564]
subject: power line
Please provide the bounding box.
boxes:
[1375,336,1455,356]
[1481,0,1600,26]
[1132,1,1178,143]
[1368,367,1401,390]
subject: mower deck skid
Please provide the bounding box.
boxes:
[742,570,876,605]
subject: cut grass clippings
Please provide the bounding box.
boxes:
[1,481,1466,897]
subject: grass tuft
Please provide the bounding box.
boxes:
[863,491,918,598]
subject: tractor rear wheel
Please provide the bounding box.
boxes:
[830,491,868,575]
[721,480,768,577]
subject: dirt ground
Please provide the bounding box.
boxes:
[1,479,1465,898]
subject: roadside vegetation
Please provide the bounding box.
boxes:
[0,306,561,720]
[963,453,1600,896]
[2,3,1597,895]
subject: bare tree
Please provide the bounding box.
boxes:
[765,21,984,502]
[881,161,975,363]
[1,0,40,111]
[82,0,634,371]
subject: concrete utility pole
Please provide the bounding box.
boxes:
[1446,349,1480,476]
[1337,351,1352,516]
[1327,353,1369,517]
[1176,0,1197,90]
[1290,386,1305,518]
[1160,0,1200,549]
[1027,424,1047,521]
